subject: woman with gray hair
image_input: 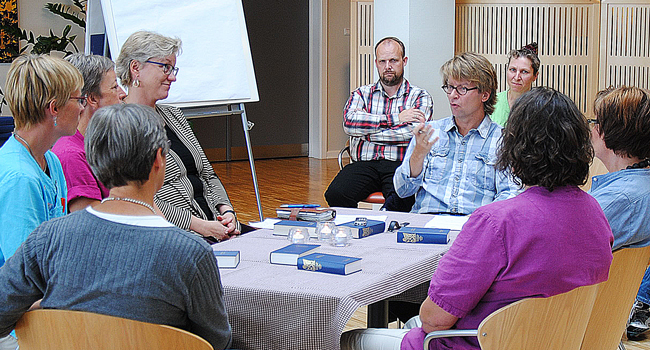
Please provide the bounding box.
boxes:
[116,30,242,242]
[52,53,126,212]
[0,103,232,350]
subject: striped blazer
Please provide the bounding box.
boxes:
[154,105,234,231]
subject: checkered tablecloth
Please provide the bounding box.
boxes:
[217,208,458,350]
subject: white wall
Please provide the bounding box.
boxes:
[1,0,85,116]
[374,0,455,119]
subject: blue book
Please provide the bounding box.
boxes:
[396,227,450,244]
[213,250,240,268]
[297,253,362,275]
[339,220,386,239]
[273,220,318,237]
[270,243,320,265]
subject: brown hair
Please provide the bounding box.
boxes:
[507,42,540,76]
[595,86,650,160]
[497,87,593,190]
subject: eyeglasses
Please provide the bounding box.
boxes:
[587,118,598,126]
[442,84,479,96]
[145,60,179,76]
[69,95,87,107]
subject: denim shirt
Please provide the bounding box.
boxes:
[589,168,650,250]
[394,116,521,214]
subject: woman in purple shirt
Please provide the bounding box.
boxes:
[341,87,614,350]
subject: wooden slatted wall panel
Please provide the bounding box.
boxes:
[350,1,374,91]
[456,0,600,115]
[600,0,650,90]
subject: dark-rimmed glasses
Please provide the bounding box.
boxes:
[145,60,179,76]
[69,95,87,107]
[587,118,598,126]
[442,84,479,96]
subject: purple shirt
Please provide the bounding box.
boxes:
[402,186,613,350]
[52,130,109,204]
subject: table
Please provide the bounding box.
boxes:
[216,208,459,350]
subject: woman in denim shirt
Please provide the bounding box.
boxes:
[589,86,650,339]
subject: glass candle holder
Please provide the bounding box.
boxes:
[316,221,336,242]
[330,226,352,247]
[288,227,308,244]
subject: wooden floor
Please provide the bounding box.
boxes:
[212,156,650,349]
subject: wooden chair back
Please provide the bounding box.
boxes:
[477,283,600,350]
[580,246,650,350]
[15,309,213,350]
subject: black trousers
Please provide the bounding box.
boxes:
[324,160,415,212]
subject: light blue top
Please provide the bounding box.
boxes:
[0,135,67,266]
[589,168,650,250]
[394,116,521,215]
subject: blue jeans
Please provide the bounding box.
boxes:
[637,266,650,304]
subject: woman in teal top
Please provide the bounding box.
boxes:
[0,55,84,267]
[491,43,540,126]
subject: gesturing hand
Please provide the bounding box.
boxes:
[412,123,439,154]
[409,123,439,178]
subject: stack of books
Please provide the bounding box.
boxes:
[276,207,336,221]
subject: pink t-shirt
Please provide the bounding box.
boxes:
[402,186,613,350]
[52,130,109,203]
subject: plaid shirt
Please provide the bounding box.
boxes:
[394,116,522,214]
[343,80,433,162]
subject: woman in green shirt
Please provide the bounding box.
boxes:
[492,43,540,126]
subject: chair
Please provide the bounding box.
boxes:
[580,245,650,350]
[338,141,385,210]
[423,283,601,350]
[15,309,213,350]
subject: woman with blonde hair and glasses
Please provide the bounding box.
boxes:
[116,30,244,243]
[0,54,84,350]
[0,55,84,266]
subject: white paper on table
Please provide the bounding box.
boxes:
[425,215,470,231]
[334,215,388,226]
[248,218,281,229]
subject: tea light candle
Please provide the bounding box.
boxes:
[330,227,351,247]
[316,222,336,242]
[288,228,307,244]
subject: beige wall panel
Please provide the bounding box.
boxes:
[456,1,600,116]
[325,1,352,159]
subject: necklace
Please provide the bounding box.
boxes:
[627,159,650,170]
[13,132,46,171]
[100,197,157,215]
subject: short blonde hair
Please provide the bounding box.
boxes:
[440,52,498,116]
[115,31,182,87]
[5,54,83,129]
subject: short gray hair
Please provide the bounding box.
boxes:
[115,30,182,86]
[65,53,116,97]
[85,103,169,189]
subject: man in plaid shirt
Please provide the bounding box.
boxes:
[325,37,433,212]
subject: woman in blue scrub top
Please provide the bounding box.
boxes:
[0,54,84,267]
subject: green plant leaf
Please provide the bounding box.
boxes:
[45,3,86,28]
